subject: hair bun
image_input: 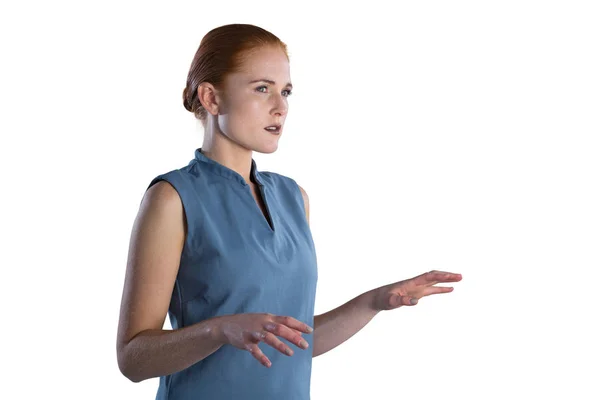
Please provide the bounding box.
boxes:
[182,87,193,112]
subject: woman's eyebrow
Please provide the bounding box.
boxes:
[248,78,293,89]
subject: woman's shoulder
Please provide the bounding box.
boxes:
[147,160,201,190]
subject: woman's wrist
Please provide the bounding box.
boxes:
[203,315,226,345]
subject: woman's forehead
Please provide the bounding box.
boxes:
[234,48,291,82]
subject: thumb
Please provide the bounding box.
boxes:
[389,293,418,307]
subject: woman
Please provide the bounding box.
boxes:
[116,23,462,399]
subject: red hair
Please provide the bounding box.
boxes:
[182,24,289,123]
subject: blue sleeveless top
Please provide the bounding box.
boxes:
[147,148,319,400]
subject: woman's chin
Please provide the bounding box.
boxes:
[264,143,279,154]
[256,141,279,154]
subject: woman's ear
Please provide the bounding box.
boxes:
[197,83,220,116]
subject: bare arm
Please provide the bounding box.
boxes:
[311,270,461,357]
[116,181,224,382]
[312,290,380,357]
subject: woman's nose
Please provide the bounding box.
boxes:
[272,95,288,116]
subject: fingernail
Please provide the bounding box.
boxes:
[300,340,309,349]
[410,298,418,305]
[307,326,313,333]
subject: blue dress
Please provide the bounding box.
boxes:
[147,148,319,399]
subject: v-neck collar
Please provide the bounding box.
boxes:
[193,147,264,187]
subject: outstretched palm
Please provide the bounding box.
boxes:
[373,270,463,311]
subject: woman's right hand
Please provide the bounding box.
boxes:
[214,313,314,368]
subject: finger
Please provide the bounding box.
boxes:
[281,326,304,337]
[264,319,302,336]
[428,270,462,282]
[265,322,310,350]
[413,271,462,286]
[422,286,454,296]
[259,331,295,356]
[274,315,314,334]
[246,343,272,368]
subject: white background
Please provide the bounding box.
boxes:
[1,0,599,399]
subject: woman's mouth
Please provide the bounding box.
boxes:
[264,125,281,135]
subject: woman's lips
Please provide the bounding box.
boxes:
[264,126,281,134]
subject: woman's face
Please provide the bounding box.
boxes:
[216,46,292,154]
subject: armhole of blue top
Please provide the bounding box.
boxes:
[287,176,309,225]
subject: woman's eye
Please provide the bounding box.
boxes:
[256,86,292,97]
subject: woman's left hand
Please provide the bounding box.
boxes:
[372,270,463,311]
